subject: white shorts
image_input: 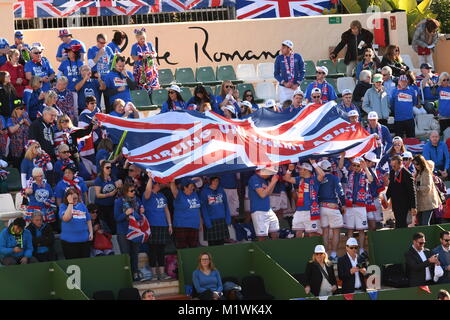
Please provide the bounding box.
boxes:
[278,85,296,103]
[244,187,250,212]
[367,198,383,222]
[292,210,320,233]
[343,207,368,230]
[224,188,239,217]
[251,210,280,237]
[320,206,344,229]
[270,191,289,212]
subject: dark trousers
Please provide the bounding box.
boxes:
[393,207,409,228]
[148,244,165,268]
[394,119,415,138]
[417,210,433,226]
[1,256,39,265]
[61,240,91,260]
[117,234,140,274]
[34,251,52,262]
[97,204,117,235]
[174,227,199,249]
[208,240,225,246]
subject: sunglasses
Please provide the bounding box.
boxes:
[364,55,372,57]
[105,166,112,169]
[98,41,106,45]
[402,158,411,161]
[393,144,402,147]
[225,85,235,89]
[32,52,42,55]
[128,169,135,172]
[18,106,25,110]
[418,241,426,245]
[128,189,136,193]
[312,95,321,99]
[61,150,70,154]
[353,164,361,167]
[443,239,450,243]
[60,120,70,123]
[245,95,253,97]
[348,246,358,250]
[443,79,450,82]
[34,175,44,178]
[316,72,325,75]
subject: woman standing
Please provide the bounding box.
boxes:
[58,45,84,109]
[437,72,450,117]
[380,45,409,77]
[94,160,122,235]
[170,178,201,249]
[131,28,159,93]
[412,19,441,69]
[413,155,441,226]
[59,188,93,260]
[192,252,223,300]
[108,31,126,54]
[143,172,173,281]
[7,101,31,169]
[0,71,18,118]
[54,77,76,124]
[23,76,45,121]
[161,85,186,113]
[304,245,337,297]
[0,49,27,98]
[24,167,55,223]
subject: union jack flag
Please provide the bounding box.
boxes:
[126,214,151,243]
[236,0,331,19]
[96,102,377,183]
[161,0,235,11]
[403,138,425,154]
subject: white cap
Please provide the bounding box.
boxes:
[240,101,252,109]
[0,159,7,168]
[402,151,413,159]
[30,42,44,51]
[368,111,379,120]
[316,66,328,76]
[264,99,277,109]
[348,110,359,117]
[300,162,313,171]
[364,152,380,163]
[292,89,304,98]
[169,84,181,93]
[342,89,353,96]
[223,105,236,114]
[392,136,403,144]
[352,157,364,164]
[260,166,279,175]
[314,245,326,254]
[311,88,322,95]
[282,40,294,49]
[318,159,332,171]
[346,238,358,246]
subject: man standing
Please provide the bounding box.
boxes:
[337,237,367,293]
[386,155,417,228]
[274,40,305,104]
[24,43,56,92]
[336,89,359,120]
[56,29,86,63]
[390,74,418,138]
[423,130,449,180]
[432,231,450,283]
[381,66,396,99]
[405,232,439,287]
[416,63,439,114]
[305,66,337,103]
[365,111,393,158]
[0,36,10,68]
[28,106,57,160]
[10,31,30,65]
[88,34,114,77]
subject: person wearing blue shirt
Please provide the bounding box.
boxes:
[423,131,450,178]
[283,160,325,239]
[24,44,55,92]
[56,29,86,63]
[437,72,450,117]
[10,31,30,65]
[26,211,54,262]
[75,65,105,113]
[23,76,45,121]
[57,45,84,97]
[161,84,187,113]
[187,85,218,112]
[416,64,439,114]
[143,174,173,281]
[130,29,159,92]
[336,89,360,120]
[432,231,450,284]
[102,55,137,108]
[54,165,88,205]
[0,218,38,265]
[88,34,114,77]
[381,66,397,99]
[274,40,305,103]
[107,31,125,54]
[170,178,201,249]
[248,168,280,241]
[366,111,393,158]
[390,74,418,138]
[0,38,10,67]
[200,177,231,247]
[59,188,93,260]
[192,252,223,300]
[24,167,55,223]
[364,152,385,231]
[305,66,337,103]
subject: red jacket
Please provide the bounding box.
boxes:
[0,61,28,98]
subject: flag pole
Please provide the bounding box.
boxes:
[108,131,128,161]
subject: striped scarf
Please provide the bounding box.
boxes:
[345,171,376,212]
[313,81,329,101]
[296,177,320,220]
[63,176,82,192]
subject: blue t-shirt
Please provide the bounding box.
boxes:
[218,173,237,189]
[20,158,37,181]
[0,38,10,67]
[56,39,86,61]
[28,183,53,207]
[102,70,133,104]
[24,58,55,92]
[107,42,121,54]
[87,45,114,75]
[305,81,338,102]
[54,178,88,201]
[173,191,201,229]
[294,176,320,211]
[248,174,270,212]
[200,186,231,228]
[94,176,117,206]
[161,100,187,113]
[438,86,450,117]
[390,86,418,121]
[59,202,91,243]
[130,42,155,68]
[58,60,84,92]
[76,78,101,112]
[142,192,169,227]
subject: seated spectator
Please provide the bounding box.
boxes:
[380,45,409,77]
[437,289,450,300]
[187,85,218,112]
[0,49,28,98]
[110,98,139,119]
[381,66,396,99]
[353,70,372,106]
[56,29,86,63]
[7,101,31,169]
[422,130,449,179]
[405,232,440,287]
[432,231,450,284]
[26,210,55,262]
[54,163,88,205]
[161,85,187,113]
[221,104,238,119]
[28,106,58,160]
[192,252,223,300]
[355,48,378,81]
[24,43,55,92]
[365,111,392,158]
[285,89,305,112]
[141,289,156,300]
[24,167,56,223]
[0,217,38,265]
[390,74,418,138]
[309,88,323,105]
[199,102,212,114]
[337,238,367,293]
[437,72,450,117]
[20,140,53,188]
[108,31,125,54]
[170,178,201,249]
[0,70,19,118]
[79,96,101,128]
[413,155,441,226]
[362,73,390,121]
[23,75,45,121]
[143,173,173,281]
[53,143,75,181]
[200,176,231,247]
[75,65,105,115]
[57,44,84,109]
[239,101,253,117]
[336,89,359,120]
[241,89,259,112]
[54,76,77,124]
[304,245,337,297]
[416,64,439,107]
[59,187,93,260]
[305,66,337,103]
[89,203,114,257]
[122,162,148,198]
[216,81,240,115]
[102,55,136,108]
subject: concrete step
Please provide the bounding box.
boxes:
[157,294,192,300]
[133,279,180,297]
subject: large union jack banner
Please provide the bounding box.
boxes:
[96,102,377,183]
[236,0,331,19]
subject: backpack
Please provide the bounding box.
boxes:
[382,264,409,288]
[233,223,256,241]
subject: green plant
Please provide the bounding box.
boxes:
[431,0,450,33]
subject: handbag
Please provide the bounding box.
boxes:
[417,46,431,56]
[94,231,113,250]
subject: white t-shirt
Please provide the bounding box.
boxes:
[347,253,362,289]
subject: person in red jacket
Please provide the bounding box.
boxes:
[0,49,28,98]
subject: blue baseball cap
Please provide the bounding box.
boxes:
[14,31,23,39]
[180,178,196,188]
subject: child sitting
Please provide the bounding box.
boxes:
[88,204,114,256]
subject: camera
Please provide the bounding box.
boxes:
[357,250,369,269]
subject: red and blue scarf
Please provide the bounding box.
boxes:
[345,171,376,212]
[283,54,295,83]
[296,176,320,220]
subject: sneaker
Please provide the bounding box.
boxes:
[151,273,159,281]
[158,272,172,281]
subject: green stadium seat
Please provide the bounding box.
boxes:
[304,60,317,79]
[180,87,193,103]
[215,84,222,96]
[6,167,21,192]
[195,66,221,86]
[158,68,177,87]
[317,59,343,78]
[336,59,347,75]
[326,78,338,91]
[130,89,151,107]
[175,68,201,87]
[237,83,263,103]
[216,65,243,84]
[204,86,214,97]
[150,88,168,107]
[300,79,313,92]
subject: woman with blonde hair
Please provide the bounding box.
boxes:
[413,155,442,226]
[20,140,53,188]
[304,245,337,297]
[216,81,240,115]
[38,90,63,118]
[192,252,223,300]
[7,101,31,168]
[131,28,159,93]
[437,72,450,117]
